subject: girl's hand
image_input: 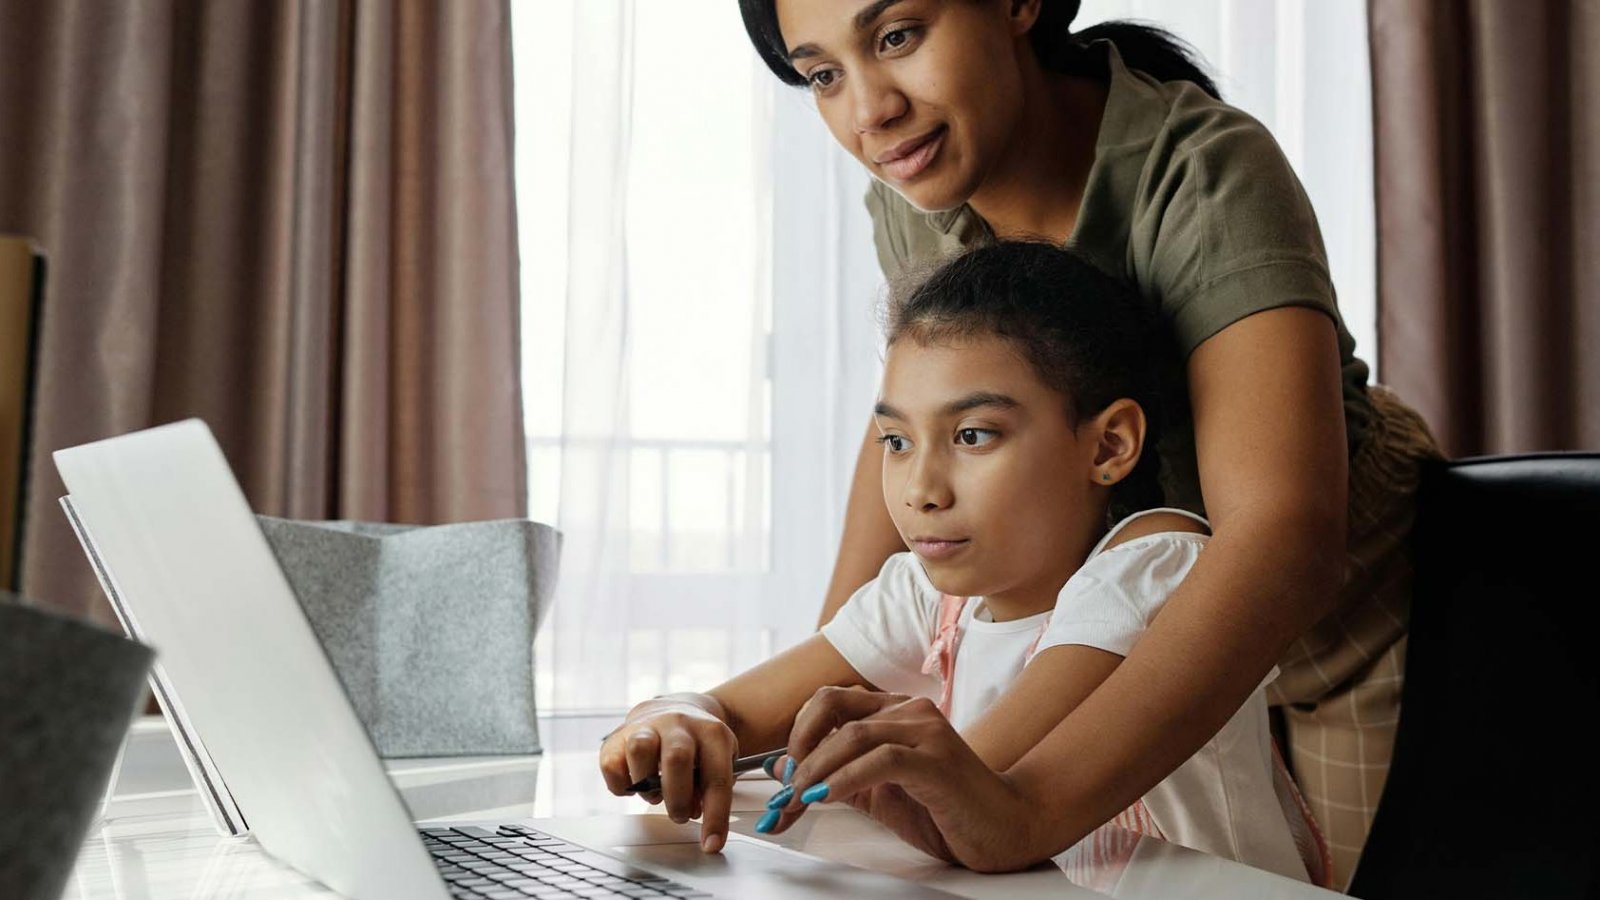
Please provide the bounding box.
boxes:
[597,695,738,853]
[758,687,1036,873]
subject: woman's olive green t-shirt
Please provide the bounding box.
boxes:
[865,42,1374,516]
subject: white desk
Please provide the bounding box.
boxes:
[65,720,1340,899]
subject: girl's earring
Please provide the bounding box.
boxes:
[1101,473,1112,482]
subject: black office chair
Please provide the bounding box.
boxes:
[1348,453,1600,900]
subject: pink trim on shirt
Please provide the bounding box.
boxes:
[919,594,1165,843]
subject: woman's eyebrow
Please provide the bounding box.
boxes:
[787,0,908,62]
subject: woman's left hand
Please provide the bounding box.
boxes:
[758,687,1036,873]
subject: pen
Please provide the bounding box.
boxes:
[626,748,786,795]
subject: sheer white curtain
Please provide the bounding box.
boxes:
[1079,0,1379,378]
[511,1,880,720]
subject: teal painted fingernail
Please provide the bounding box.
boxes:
[799,783,830,804]
[782,758,795,785]
[765,785,795,809]
[762,756,778,778]
[755,808,781,833]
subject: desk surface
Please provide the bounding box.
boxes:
[67,726,1340,900]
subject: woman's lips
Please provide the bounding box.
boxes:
[911,538,969,561]
[878,126,946,183]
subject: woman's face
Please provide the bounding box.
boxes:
[774,0,1036,212]
[874,333,1106,603]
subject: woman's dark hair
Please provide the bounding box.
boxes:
[738,0,1219,100]
[887,241,1175,522]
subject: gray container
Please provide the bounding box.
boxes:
[256,517,559,757]
[0,596,155,900]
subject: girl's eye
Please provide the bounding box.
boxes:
[808,68,839,90]
[878,434,910,453]
[956,428,996,447]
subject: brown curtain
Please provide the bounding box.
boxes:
[1369,0,1600,458]
[0,0,526,626]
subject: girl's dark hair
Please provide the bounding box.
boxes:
[738,0,1219,100]
[887,242,1175,522]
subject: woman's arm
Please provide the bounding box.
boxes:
[960,646,1122,770]
[817,418,907,627]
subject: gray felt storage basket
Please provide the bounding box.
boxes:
[256,517,559,757]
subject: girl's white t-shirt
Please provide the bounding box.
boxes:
[819,509,1308,882]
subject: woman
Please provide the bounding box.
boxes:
[737,0,1441,886]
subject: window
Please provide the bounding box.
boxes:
[511,1,880,714]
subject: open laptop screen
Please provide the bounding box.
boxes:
[56,419,447,900]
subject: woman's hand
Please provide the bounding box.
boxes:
[759,687,1037,873]
[598,694,738,853]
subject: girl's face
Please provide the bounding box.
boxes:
[875,333,1130,605]
[774,0,1037,212]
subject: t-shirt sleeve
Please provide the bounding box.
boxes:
[821,552,942,695]
[865,179,910,281]
[1138,110,1341,359]
[1035,533,1281,688]
[1033,535,1208,658]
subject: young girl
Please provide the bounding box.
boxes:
[598,242,1327,883]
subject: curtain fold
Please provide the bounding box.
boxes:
[1370,0,1600,456]
[543,0,638,709]
[0,0,526,625]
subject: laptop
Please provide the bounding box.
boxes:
[55,420,955,900]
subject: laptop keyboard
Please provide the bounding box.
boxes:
[422,825,714,899]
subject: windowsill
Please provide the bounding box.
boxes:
[117,710,633,798]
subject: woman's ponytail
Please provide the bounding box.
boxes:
[1062,21,1220,99]
[1031,1,1220,100]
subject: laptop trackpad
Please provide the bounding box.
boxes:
[612,838,958,898]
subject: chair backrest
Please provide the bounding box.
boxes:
[0,235,44,592]
[1349,453,1600,899]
